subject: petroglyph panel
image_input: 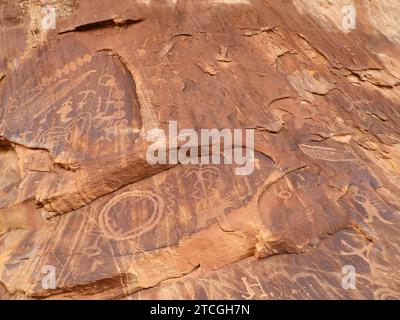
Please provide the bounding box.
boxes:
[299,144,357,163]
[1,0,400,300]
[0,47,142,164]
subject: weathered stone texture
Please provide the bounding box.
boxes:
[1,0,400,299]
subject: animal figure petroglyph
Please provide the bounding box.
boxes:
[299,144,357,163]
[37,112,92,149]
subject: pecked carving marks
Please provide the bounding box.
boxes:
[0,50,142,164]
[98,190,165,241]
[299,144,357,163]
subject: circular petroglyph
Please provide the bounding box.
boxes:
[278,190,292,199]
[98,190,165,241]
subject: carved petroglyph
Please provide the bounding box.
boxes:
[183,166,231,228]
[299,144,357,163]
[184,166,222,201]
[3,0,400,300]
[338,231,400,296]
[37,112,92,149]
[137,0,177,6]
[6,54,94,118]
[92,75,130,129]
[39,54,93,90]
[1,51,142,162]
[98,190,165,241]
[241,276,268,300]
[351,187,395,225]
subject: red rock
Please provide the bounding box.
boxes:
[1,0,400,300]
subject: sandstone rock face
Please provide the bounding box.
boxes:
[1,0,400,300]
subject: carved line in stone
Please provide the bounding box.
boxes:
[98,190,165,241]
[299,144,357,162]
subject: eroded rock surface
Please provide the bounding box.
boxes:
[1,0,400,299]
